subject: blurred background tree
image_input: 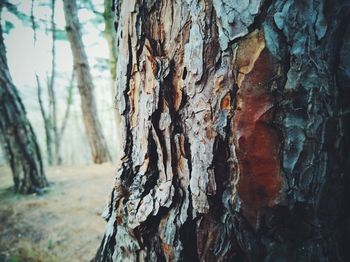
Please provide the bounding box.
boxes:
[0,1,48,193]
[0,0,121,167]
[63,0,111,164]
[0,0,121,259]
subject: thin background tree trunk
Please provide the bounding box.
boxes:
[103,0,117,101]
[31,0,54,166]
[104,0,122,158]
[35,74,53,165]
[95,0,350,261]
[56,69,75,165]
[63,0,111,164]
[0,11,48,194]
[47,0,60,165]
[31,0,75,166]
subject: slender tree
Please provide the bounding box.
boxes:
[95,0,350,261]
[63,0,111,164]
[0,7,48,194]
[103,0,122,160]
[103,0,121,140]
[55,70,75,165]
[35,74,53,164]
[47,0,60,165]
[32,0,76,166]
[103,0,117,91]
[31,0,54,165]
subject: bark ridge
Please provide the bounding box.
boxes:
[96,0,350,261]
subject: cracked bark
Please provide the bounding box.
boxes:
[0,13,48,194]
[95,0,350,261]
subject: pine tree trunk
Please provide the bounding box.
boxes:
[36,74,54,165]
[103,0,118,98]
[63,0,111,164]
[95,0,350,261]
[104,0,122,157]
[31,1,54,166]
[0,20,48,194]
[56,69,75,165]
[48,0,61,165]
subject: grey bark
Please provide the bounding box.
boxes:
[95,0,350,261]
[63,0,111,164]
[0,13,48,194]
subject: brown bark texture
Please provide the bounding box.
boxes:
[63,0,111,164]
[96,0,350,261]
[0,18,48,194]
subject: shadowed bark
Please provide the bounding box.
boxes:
[63,0,111,164]
[0,13,48,194]
[95,0,350,261]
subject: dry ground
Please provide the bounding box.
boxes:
[0,163,117,262]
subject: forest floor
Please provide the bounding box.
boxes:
[0,163,117,262]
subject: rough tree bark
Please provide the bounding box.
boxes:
[63,0,111,164]
[95,0,350,261]
[0,15,48,194]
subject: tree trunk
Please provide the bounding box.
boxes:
[103,0,117,97]
[95,0,350,261]
[36,74,54,165]
[56,69,75,165]
[104,0,122,157]
[31,0,54,165]
[0,17,48,194]
[63,0,111,164]
[48,0,61,165]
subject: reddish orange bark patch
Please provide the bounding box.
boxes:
[116,216,123,225]
[233,31,282,226]
[162,243,173,259]
[220,92,231,110]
